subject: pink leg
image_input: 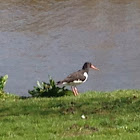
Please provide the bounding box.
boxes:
[71,86,77,96]
[74,87,79,96]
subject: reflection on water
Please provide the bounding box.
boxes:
[0,0,140,96]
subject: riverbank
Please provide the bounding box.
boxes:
[0,90,140,140]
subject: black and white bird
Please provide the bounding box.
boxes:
[57,62,99,96]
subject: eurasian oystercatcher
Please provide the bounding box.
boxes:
[57,62,99,96]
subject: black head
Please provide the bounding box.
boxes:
[82,62,99,72]
[82,62,92,70]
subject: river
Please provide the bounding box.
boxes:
[0,0,140,96]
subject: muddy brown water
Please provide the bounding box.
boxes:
[0,0,140,96]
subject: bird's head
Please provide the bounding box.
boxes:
[82,62,99,71]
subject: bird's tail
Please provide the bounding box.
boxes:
[57,81,63,85]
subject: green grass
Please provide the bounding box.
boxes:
[0,90,140,140]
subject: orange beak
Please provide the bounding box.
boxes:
[91,65,99,71]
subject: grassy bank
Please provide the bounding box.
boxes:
[0,90,140,140]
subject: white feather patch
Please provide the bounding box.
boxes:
[73,79,83,84]
[83,72,88,83]
[62,82,67,85]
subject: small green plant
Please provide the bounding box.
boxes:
[0,74,8,98]
[28,76,70,97]
[0,75,8,91]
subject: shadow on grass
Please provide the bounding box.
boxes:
[58,96,140,116]
[100,96,140,113]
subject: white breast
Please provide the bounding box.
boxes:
[83,72,88,83]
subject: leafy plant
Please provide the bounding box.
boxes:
[28,76,70,97]
[0,75,8,91]
[0,74,9,98]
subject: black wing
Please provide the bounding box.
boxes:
[62,70,86,83]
